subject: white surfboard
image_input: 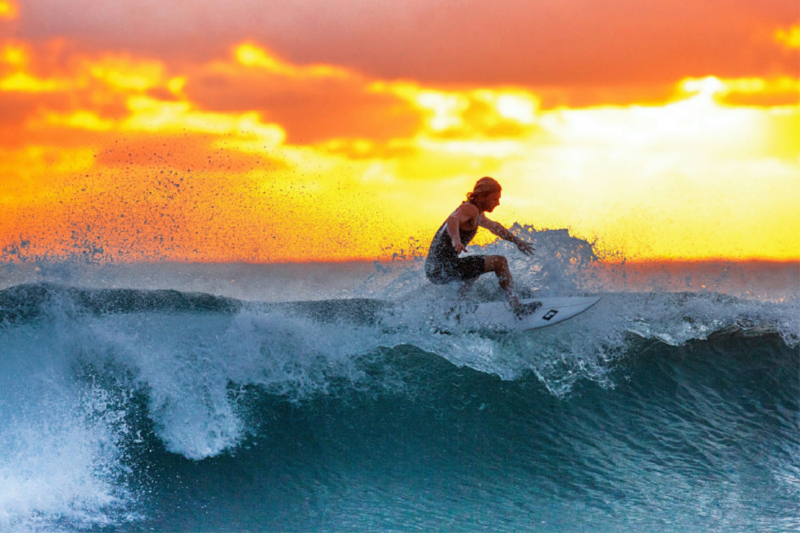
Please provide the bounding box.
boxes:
[445,296,601,332]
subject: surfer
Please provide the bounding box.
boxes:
[425,176,538,318]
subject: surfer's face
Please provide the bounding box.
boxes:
[479,191,501,212]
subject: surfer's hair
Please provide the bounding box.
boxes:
[467,177,502,202]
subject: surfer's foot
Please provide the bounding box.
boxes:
[513,301,542,320]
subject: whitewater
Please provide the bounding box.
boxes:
[0,226,797,532]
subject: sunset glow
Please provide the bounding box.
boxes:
[775,25,800,49]
[0,1,797,263]
[0,0,18,21]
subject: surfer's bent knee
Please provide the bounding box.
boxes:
[484,255,508,273]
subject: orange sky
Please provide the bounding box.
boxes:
[0,0,798,262]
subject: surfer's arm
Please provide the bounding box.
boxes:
[480,217,535,256]
[446,204,478,254]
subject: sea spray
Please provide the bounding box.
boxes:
[0,310,136,532]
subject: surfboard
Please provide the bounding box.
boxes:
[445,296,601,332]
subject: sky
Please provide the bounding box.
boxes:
[0,0,798,263]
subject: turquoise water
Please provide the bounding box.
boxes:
[0,230,797,532]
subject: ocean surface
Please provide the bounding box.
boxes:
[0,228,798,532]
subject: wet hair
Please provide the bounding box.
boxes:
[466,176,502,203]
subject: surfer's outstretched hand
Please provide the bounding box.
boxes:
[517,241,535,256]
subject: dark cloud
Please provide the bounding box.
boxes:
[0,93,40,126]
[14,0,798,88]
[183,66,422,143]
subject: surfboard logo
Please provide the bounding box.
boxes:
[542,310,558,321]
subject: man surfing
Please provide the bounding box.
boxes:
[424,176,539,318]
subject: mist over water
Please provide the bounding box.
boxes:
[0,226,798,532]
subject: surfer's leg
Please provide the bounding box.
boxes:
[484,255,512,290]
[484,255,520,307]
[453,256,486,298]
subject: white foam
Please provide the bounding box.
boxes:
[0,322,134,532]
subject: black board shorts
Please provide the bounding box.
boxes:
[425,255,487,285]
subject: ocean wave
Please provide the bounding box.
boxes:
[0,225,797,531]
[0,280,797,531]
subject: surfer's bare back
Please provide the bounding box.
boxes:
[424,176,537,316]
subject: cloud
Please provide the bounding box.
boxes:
[0,38,425,146]
[13,0,798,90]
[183,44,422,143]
